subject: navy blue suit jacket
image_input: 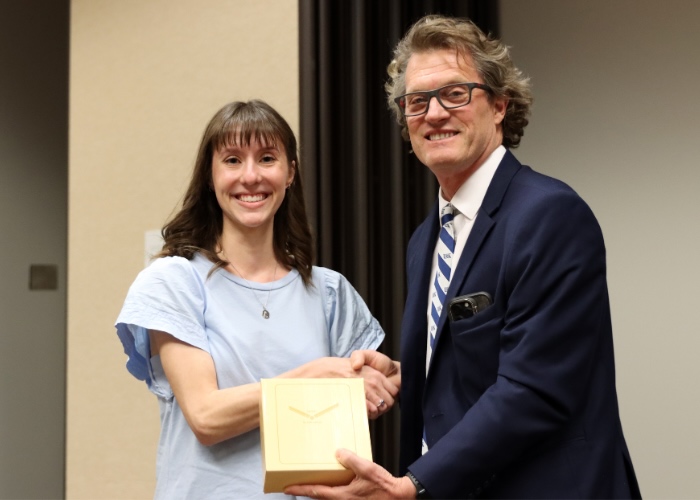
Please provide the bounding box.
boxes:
[400,151,641,499]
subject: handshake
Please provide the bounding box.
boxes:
[349,350,401,420]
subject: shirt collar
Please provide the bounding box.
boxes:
[439,145,506,221]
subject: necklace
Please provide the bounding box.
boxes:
[222,251,278,319]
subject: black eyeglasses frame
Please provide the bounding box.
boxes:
[394,82,493,117]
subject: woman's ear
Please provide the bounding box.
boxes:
[287,160,296,188]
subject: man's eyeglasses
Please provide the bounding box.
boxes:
[394,82,493,117]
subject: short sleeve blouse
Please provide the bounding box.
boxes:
[115,254,384,499]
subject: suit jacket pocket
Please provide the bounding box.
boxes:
[449,305,502,397]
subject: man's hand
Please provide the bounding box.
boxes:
[350,350,400,378]
[284,448,416,499]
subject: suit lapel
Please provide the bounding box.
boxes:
[428,151,522,372]
[404,202,440,368]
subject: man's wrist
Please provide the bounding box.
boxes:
[405,471,430,499]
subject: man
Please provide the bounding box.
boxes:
[287,14,641,499]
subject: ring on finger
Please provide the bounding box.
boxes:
[377,399,386,408]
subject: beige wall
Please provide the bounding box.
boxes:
[67,1,299,497]
[501,0,700,497]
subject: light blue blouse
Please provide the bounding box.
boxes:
[115,254,384,499]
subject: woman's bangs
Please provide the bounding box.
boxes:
[215,114,281,152]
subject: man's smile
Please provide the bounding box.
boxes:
[427,131,458,141]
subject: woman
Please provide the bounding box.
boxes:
[115,100,398,499]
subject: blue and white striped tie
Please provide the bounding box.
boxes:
[423,203,456,454]
[429,203,456,359]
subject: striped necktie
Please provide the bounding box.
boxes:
[423,202,456,454]
[428,202,456,361]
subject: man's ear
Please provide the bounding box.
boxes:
[494,97,508,125]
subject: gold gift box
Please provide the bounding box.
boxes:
[260,378,372,493]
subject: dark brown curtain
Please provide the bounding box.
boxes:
[299,0,499,475]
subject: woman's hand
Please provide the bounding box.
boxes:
[351,350,401,419]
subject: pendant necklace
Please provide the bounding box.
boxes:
[223,251,278,319]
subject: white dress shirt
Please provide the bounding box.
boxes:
[426,145,506,372]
